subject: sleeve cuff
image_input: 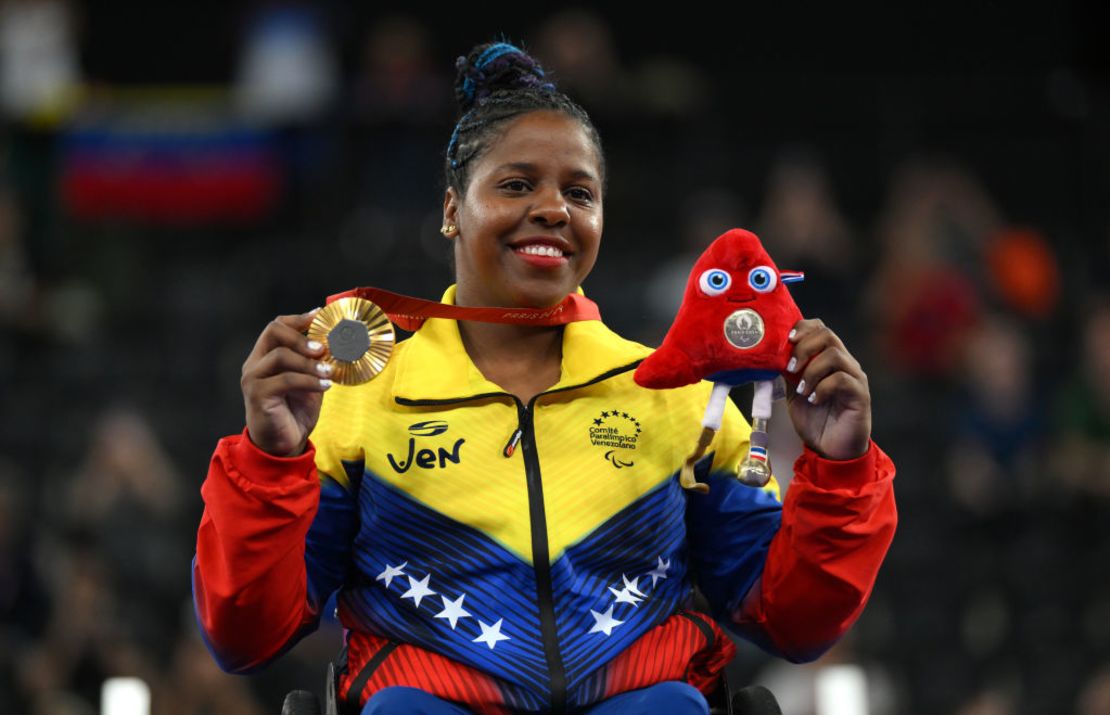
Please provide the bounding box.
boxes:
[220,427,318,493]
[794,439,891,490]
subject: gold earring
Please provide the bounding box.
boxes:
[440,223,457,238]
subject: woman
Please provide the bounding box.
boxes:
[193,42,896,715]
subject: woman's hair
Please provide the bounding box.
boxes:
[444,41,605,195]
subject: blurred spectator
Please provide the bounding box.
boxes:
[235,4,338,124]
[1055,298,1110,499]
[535,10,629,119]
[339,17,448,276]
[162,620,265,715]
[351,15,448,125]
[0,461,50,715]
[15,408,203,713]
[0,0,82,126]
[755,147,859,341]
[0,177,37,331]
[953,687,1016,715]
[946,315,1042,515]
[756,148,855,271]
[867,158,1001,377]
[537,9,708,119]
[642,186,749,338]
[1078,665,1110,715]
[19,547,154,713]
[59,408,190,655]
[629,54,710,120]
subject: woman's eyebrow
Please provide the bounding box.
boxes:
[493,162,598,182]
[566,168,599,182]
[493,162,538,174]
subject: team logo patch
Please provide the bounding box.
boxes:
[589,410,641,469]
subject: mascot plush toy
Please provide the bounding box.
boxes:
[635,228,804,492]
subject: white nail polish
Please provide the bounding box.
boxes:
[796,379,806,395]
[319,378,333,389]
[786,357,797,373]
[808,392,817,404]
[307,340,323,352]
[788,329,797,340]
[316,362,332,376]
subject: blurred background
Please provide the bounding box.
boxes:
[1,2,1108,714]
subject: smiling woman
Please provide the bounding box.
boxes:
[446,110,603,312]
[192,40,896,715]
[444,109,606,403]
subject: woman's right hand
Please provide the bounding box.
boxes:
[241,308,333,457]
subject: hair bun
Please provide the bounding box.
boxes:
[453,42,555,116]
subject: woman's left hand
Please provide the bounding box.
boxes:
[784,318,872,460]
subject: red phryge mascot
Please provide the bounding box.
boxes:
[635,228,804,492]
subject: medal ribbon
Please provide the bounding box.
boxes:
[327,286,601,331]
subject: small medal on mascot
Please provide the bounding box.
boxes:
[635,228,804,491]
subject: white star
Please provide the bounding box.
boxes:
[400,573,437,609]
[434,594,472,630]
[589,604,625,636]
[472,619,511,649]
[608,586,643,606]
[648,557,671,588]
[375,562,407,589]
[622,574,646,597]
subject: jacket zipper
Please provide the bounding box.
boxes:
[515,396,567,713]
[395,360,643,712]
[503,425,523,458]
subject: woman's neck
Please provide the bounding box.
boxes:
[457,321,564,404]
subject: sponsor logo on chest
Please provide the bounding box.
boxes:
[388,421,466,473]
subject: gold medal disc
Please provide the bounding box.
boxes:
[307,297,395,385]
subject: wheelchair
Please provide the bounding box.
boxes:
[281,661,782,715]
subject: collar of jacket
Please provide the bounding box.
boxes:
[391,285,652,404]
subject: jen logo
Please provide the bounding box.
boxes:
[387,421,465,473]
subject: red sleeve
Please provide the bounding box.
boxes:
[733,440,897,662]
[191,427,321,673]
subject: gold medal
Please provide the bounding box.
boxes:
[307,297,395,385]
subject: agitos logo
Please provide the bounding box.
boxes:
[387,421,465,473]
[589,410,641,469]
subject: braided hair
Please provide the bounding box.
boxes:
[444,41,605,195]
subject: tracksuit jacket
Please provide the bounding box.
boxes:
[192,286,897,714]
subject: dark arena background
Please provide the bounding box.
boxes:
[2,3,1109,714]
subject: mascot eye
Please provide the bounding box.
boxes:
[698,269,732,296]
[748,266,777,293]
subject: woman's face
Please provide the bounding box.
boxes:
[444,110,603,309]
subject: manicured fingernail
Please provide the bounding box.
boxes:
[307,340,323,352]
[808,392,817,404]
[316,362,332,376]
[319,378,332,389]
[786,357,798,373]
[788,329,797,340]
[304,306,322,316]
[796,379,806,395]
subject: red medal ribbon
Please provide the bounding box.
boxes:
[326,287,601,331]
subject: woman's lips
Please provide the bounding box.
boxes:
[511,241,570,267]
